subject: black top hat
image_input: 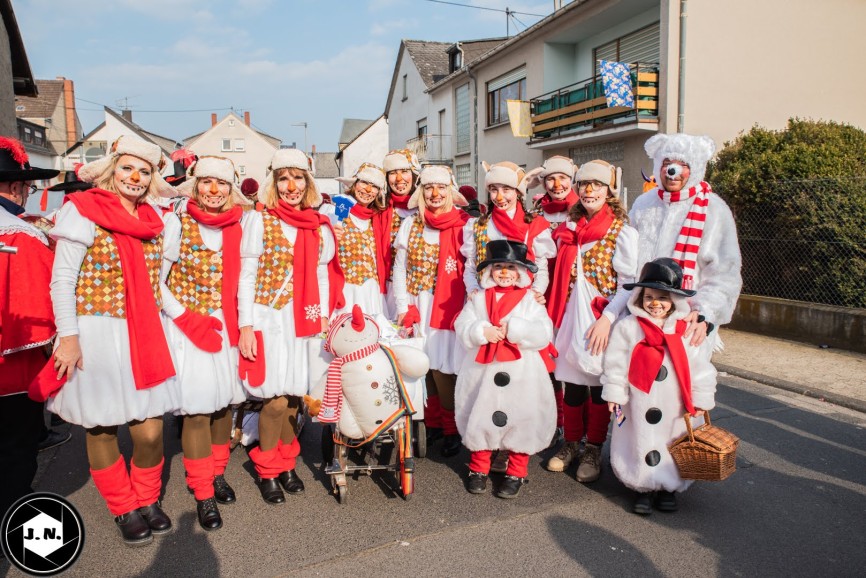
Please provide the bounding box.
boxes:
[165,149,198,185]
[623,257,697,297]
[0,137,59,182]
[48,166,90,193]
[477,239,538,274]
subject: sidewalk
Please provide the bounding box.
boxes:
[714,328,866,413]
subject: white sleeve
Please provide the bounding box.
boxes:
[529,227,555,294]
[158,213,186,320]
[690,199,742,326]
[505,298,553,351]
[602,225,639,323]
[317,224,336,317]
[460,218,481,295]
[239,212,264,328]
[689,342,718,410]
[49,203,95,338]
[391,218,414,316]
[600,320,633,405]
[454,294,492,349]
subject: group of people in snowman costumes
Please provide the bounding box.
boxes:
[17,128,740,547]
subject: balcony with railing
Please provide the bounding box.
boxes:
[406,134,453,164]
[529,62,659,145]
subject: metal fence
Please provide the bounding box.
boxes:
[723,177,866,309]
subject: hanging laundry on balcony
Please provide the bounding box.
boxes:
[599,60,635,108]
[506,100,531,138]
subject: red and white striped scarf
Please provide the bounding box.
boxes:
[318,342,380,424]
[657,181,712,290]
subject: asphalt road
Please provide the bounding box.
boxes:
[4,374,865,578]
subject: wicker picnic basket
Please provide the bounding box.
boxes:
[669,411,739,481]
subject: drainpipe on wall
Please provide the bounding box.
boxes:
[677,0,688,133]
[467,63,479,193]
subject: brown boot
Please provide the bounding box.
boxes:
[576,443,602,483]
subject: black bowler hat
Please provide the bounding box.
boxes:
[477,239,538,274]
[0,136,59,182]
[48,164,90,193]
[624,258,696,297]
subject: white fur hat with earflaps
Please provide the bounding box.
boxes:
[382,149,421,174]
[78,134,176,199]
[644,133,716,191]
[407,165,469,209]
[261,148,320,206]
[482,160,529,195]
[525,155,577,190]
[175,155,251,205]
[335,163,387,195]
[574,159,623,198]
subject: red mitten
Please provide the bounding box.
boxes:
[173,310,224,352]
[238,331,266,387]
[29,358,67,402]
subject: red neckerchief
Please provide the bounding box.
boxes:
[424,209,470,330]
[489,203,548,260]
[475,286,527,364]
[67,189,174,390]
[269,200,346,337]
[186,200,243,346]
[349,203,392,294]
[546,204,615,328]
[629,316,695,415]
[539,190,579,214]
[389,192,411,210]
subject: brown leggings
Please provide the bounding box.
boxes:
[428,370,457,412]
[258,395,301,452]
[181,407,233,460]
[86,417,164,471]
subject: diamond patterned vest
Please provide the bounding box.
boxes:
[167,214,223,315]
[338,217,378,286]
[405,216,439,295]
[567,219,624,301]
[254,213,294,310]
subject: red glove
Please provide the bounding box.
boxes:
[402,305,421,328]
[238,331,266,387]
[29,358,67,402]
[173,310,224,353]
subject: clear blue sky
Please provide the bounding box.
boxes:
[16,0,554,152]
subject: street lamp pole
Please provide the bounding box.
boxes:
[292,122,308,154]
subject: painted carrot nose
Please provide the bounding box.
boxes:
[351,304,365,332]
[287,178,296,193]
[130,170,140,182]
[210,181,219,193]
[585,183,593,193]
[395,172,404,183]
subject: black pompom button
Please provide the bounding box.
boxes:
[655,366,668,381]
[492,411,508,427]
[645,408,663,424]
[493,372,510,387]
[645,450,661,467]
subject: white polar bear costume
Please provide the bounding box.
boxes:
[317,305,429,441]
[601,284,717,494]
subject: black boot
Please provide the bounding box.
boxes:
[633,492,653,515]
[114,510,153,546]
[196,497,223,531]
[258,477,285,504]
[278,469,305,495]
[213,474,236,504]
[495,475,527,499]
[426,426,444,445]
[466,471,488,494]
[138,502,172,534]
[440,434,462,458]
[655,490,678,512]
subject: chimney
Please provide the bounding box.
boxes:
[121,109,133,122]
[311,144,316,154]
[62,78,77,150]
[211,113,217,126]
[244,111,250,126]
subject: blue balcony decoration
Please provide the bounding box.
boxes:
[600,60,635,108]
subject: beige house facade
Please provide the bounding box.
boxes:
[387,0,866,204]
[184,111,281,186]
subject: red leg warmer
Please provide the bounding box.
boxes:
[425,394,442,429]
[249,445,284,479]
[505,452,530,478]
[90,456,139,516]
[130,458,165,508]
[278,437,301,471]
[183,455,215,501]
[440,409,459,436]
[211,443,231,476]
[563,400,587,443]
[468,450,493,475]
[586,400,612,445]
[553,382,565,428]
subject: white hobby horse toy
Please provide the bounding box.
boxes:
[306,305,429,442]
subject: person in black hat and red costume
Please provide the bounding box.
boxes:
[0,137,59,521]
[601,258,718,515]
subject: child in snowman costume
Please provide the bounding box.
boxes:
[454,240,556,499]
[601,258,717,515]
